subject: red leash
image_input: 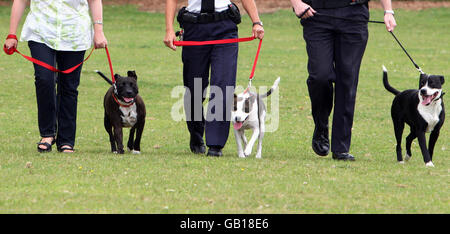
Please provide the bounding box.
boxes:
[104,46,115,83]
[5,46,95,74]
[4,40,115,82]
[173,36,263,82]
[249,39,263,81]
[173,36,256,46]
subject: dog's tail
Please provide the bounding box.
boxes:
[260,77,281,99]
[95,70,113,85]
[382,65,400,95]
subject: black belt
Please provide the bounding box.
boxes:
[180,9,231,24]
[303,0,369,9]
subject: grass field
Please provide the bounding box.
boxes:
[0,5,449,214]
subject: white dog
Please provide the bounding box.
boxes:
[231,77,280,158]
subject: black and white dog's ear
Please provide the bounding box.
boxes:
[440,76,445,85]
[114,74,121,80]
[127,71,137,80]
[420,73,428,80]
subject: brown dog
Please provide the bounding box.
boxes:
[96,70,146,154]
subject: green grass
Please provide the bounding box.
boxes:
[0,5,449,213]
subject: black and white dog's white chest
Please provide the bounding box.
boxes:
[119,104,138,127]
[417,96,443,133]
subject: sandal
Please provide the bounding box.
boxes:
[58,145,74,153]
[37,138,55,153]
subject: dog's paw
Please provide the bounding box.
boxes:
[244,148,252,157]
[255,153,262,159]
[398,161,405,164]
[425,161,435,167]
[112,151,118,154]
[132,150,141,155]
[238,152,246,158]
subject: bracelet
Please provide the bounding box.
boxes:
[6,34,17,41]
[384,10,395,15]
[93,20,103,25]
[252,21,263,27]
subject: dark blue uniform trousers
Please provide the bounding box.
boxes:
[301,5,369,153]
[182,19,238,149]
[28,41,85,148]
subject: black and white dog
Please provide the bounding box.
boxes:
[231,77,280,158]
[96,70,146,154]
[383,66,445,167]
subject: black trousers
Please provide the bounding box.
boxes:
[28,41,85,148]
[181,19,238,149]
[301,5,369,153]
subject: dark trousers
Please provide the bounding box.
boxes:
[181,19,238,148]
[28,41,85,148]
[301,5,369,153]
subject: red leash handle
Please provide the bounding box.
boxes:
[4,34,18,55]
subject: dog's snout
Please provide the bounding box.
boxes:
[420,89,427,95]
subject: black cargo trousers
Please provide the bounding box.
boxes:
[301,4,369,153]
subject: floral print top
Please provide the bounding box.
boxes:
[20,0,93,51]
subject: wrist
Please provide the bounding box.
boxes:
[384,10,394,15]
[94,27,104,34]
[253,21,263,27]
[6,34,18,41]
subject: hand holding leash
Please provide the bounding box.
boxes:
[164,30,177,51]
[252,24,264,40]
[94,31,108,49]
[4,34,18,55]
[384,12,397,32]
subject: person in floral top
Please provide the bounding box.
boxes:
[4,0,108,153]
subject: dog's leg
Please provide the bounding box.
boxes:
[127,126,136,152]
[428,128,441,162]
[255,113,266,159]
[132,119,145,154]
[104,114,117,153]
[393,118,405,163]
[234,129,245,158]
[405,129,416,161]
[113,125,125,154]
[244,128,260,157]
[240,129,247,147]
[416,131,433,167]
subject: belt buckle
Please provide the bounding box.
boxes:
[200,13,213,22]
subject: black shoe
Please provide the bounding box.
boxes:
[332,152,355,161]
[189,136,206,154]
[190,143,206,154]
[312,127,329,156]
[207,147,223,157]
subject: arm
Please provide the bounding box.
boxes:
[88,0,108,49]
[164,0,178,51]
[380,0,397,31]
[290,0,316,19]
[4,0,28,50]
[241,0,264,39]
